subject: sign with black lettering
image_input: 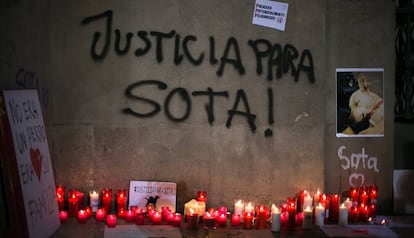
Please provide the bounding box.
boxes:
[252,0,288,31]
[1,89,60,238]
[128,181,177,212]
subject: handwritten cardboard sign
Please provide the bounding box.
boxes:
[1,89,60,238]
[128,181,177,212]
[252,0,289,31]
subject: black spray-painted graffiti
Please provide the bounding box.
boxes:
[81,10,315,137]
[15,68,50,111]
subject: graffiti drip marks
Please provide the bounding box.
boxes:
[81,10,315,82]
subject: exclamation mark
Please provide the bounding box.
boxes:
[264,87,274,137]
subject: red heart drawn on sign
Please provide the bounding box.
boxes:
[30,148,42,181]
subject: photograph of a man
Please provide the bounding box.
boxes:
[336,68,384,137]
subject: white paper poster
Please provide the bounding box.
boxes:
[128,181,177,212]
[3,89,60,238]
[252,0,288,31]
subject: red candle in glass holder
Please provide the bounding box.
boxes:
[350,187,359,207]
[231,213,241,227]
[77,209,88,224]
[173,213,182,227]
[197,191,207,203]
[280,203,288,213]
[152,211,162,225]
[95,208,106,222]
[368,203,377,218]
[102,189,112,213]
[329,194,340,223]
[296,212,304,226]
[85,206,92,218]
[116,189,127,214]
[350,206,359,223]
[203,211,216,229]
[59,210,68,224]
[117,207,126,218]
[287,198,296,231]
[56,185,65,211]
[186,209,198,230]
[280,212,288,227]
[256,205,267,229]
[359,187,368,205]
[135,207,145,225]
[215,212,227,227]
[68,190,79,217]
[106,214,117,228]
[243,211,254,229]
[359,204,369,222]
[125,210,135,222]
[369,186,378,205]
[76,191,85,210]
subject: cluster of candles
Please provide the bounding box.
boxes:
[56,185,182,228]
[55,185,378,231]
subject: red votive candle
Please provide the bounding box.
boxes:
[76,191,85,210]
[56,185,65,211]
[350,187,359,207]
[256,205,267,229]
[197,191,207,203]
[173,213,182,227]
[231,213,241,227]
[152,211,162,225]
[287,198,296,231]
[359,187,368,205]
[59,210,68,224]
[84,206,92,218]
[135,208,145,225]
[203,212,216,229]
[281,212,288,227]
[68,190,79,217]
[95,208,106,222]
[369,186,378,205]
[243,212,254,229]
[77,209,87,224]
[329,194,340,223]
[296,212,304,226]
[117,207,126,218]
[215,212,227,227]
[359,204,369,222]
[186,211,198,230]
[106,214,117,228]
[125,209,135,222]
[350,206,359,223]
[102,188,112,213]
[116,189,127,214]
[369,203,377,218]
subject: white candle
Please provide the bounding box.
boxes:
[234,200,244,217]
[244,202,254,213]
[89,190,99,212]
[338,203,348,226]
[271,205,281,232]
[344,198,352,211]
[313,190,320,206]
[303,206,313,229]
[315,203,325,226]
[303,195,313,209]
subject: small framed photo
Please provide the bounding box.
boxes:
[336,68,384,137]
